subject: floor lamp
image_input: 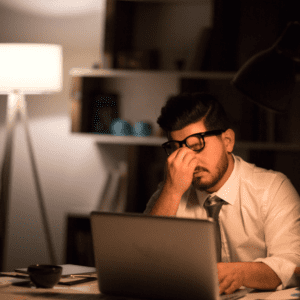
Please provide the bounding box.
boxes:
[0,44,63,270]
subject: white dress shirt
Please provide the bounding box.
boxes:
[144,155,300,288]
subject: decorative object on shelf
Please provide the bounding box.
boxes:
[116,49,160,70]
[110,118,133,136]
[133,121,152,137]
[0,43,63,269]
[91,94,119,134]
[232,21,300,113]
[92,61,101,69]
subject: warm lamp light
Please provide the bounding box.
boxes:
[0,43,63,270]
[0,44,62,94]
[232,22,300,113]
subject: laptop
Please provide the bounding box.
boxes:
[90,211,220,300]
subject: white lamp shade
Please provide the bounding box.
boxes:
[0,43,62,94]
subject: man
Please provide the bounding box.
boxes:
[144,93,300,295]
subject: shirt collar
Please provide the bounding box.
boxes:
[194,154,239,206]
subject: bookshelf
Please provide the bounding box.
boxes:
[70,68,300,147]
[71,130,300,151]
[69,0,300,212]
[70,68,235,79]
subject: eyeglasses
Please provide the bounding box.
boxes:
[162,129,225,156]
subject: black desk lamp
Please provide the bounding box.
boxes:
[232,21,300,113]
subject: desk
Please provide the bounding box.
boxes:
[1,271,300,300]
[2,283,300,300]
[0,274,140,300]
[0,279,101,299]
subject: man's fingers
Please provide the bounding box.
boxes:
[219,275,242,295]
[225,281,240,295]
[173,146,194,160]
[219,277,231,295]
[168,148,197,171]
[217,263,244,295]
[179,149,198,167]
[163,147,198,195]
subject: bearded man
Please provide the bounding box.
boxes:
[144,93,300,295]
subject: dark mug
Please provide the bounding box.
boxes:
[28,264,62,288]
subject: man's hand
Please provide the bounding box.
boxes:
[149,147,198,216]
[164,147,198,196]
[218,262,281,295]
[218,262,245,295]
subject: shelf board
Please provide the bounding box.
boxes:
[70,68,300,81]
[71,133,300,150]
[72,133,167,146]
[70,68,236,80]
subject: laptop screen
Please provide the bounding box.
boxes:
[90,211,219,300]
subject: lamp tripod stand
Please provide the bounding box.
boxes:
[0,92,57,270]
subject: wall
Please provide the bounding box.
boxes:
[1,0,299,272]
[0,0,214,271]
[0,1,111,270]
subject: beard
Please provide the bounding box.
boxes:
[192,151,229,191]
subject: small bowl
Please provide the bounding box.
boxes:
[28,264,62,288]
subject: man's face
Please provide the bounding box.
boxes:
[170,120,233,193]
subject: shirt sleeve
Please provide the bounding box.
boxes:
[254,174,300,288]
[144,181,165,214]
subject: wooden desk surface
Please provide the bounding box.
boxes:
[2,270,300,299]
[0,273,139,300]
[0,280,101,300]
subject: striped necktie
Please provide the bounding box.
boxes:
[203,195,226,262]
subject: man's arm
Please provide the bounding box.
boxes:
[218,262,281,295]
[149,147,198,216]
[256,176,300,288]
[148,185,182,216]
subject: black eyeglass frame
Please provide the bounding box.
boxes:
[162,129,226,156]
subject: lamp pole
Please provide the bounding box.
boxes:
[0,92,57,270]
[0,93,18,271]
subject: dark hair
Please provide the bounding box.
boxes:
[157,93,230,134]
